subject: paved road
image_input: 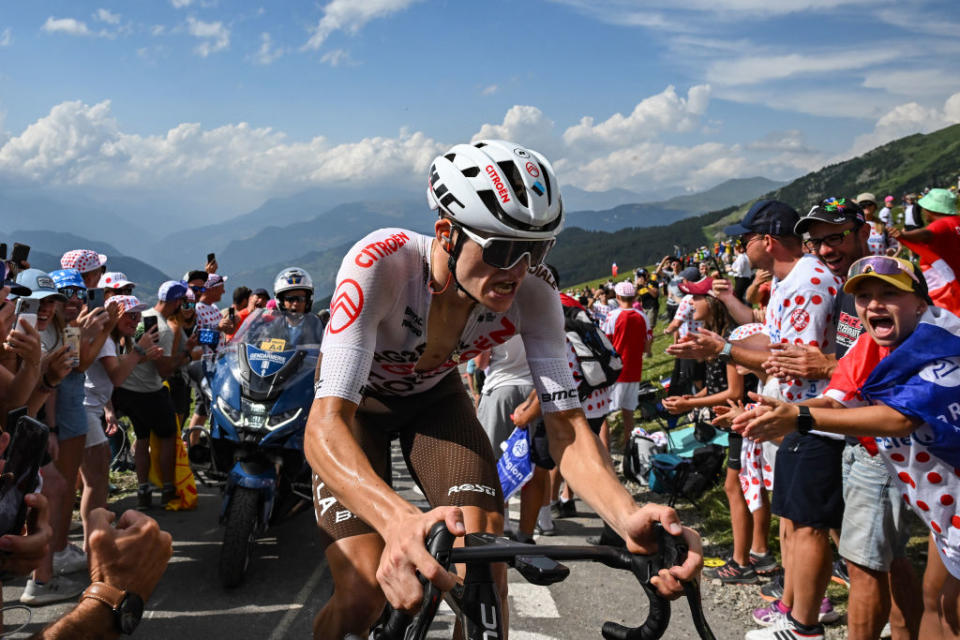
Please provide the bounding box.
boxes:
[2,448,739,639]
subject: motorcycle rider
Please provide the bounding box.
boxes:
[305,139,702,639]
[272,267,324,347]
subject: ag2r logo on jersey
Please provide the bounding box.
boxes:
[329,279,364,334]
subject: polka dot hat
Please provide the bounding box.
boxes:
[98,271,136,290]
[729,323,767,341]
[60,249,107,274]
[109,295,149,315]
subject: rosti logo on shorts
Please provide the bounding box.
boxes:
[789,307,809,332]
[485,165,511,204]
[354,232,410,268]
[447,483,496,497]
[328,279,364,334]
[511,437,528,459]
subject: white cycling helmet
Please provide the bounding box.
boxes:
[273,267,313,297]
[427,139,563,240]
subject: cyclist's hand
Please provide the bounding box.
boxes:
[377,506,464,613]
[623,504,703,599]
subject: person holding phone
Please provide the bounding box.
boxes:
[111,282,196,510]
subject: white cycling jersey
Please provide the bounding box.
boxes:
[317,228,580,414]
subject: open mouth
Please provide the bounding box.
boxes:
[491,281,517,296]
[868,315,895,339]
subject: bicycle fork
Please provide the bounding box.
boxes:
[453,562,503,640]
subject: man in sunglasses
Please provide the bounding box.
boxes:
[270,267,323,347]
[306,139,702,639]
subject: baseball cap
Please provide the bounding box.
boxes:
[49,268,87,291]
[614,281,636,297]
[60,249,107,274]
[109,295,149,315]
[729,323,767,341]
[205,274,227,289]
[679,267,700,281]
[253,288,269,297]
[795,197,864,235]
[1,262,32,297]
[843,256,932,303]
[917,188,958,216]
[98,271,136,290]
[723,199,800,238]
[157,280,188,302]
[854,192,878,207]
[678,277,713,296]
[884,195,894,203]
[15,269,67,302]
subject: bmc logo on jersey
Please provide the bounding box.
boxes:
[789,307,810,332]
[540,388,577,403]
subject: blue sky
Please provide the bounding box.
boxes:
[0,0,958,220]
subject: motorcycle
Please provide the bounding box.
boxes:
[188,307,323,588]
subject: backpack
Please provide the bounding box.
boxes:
[681,445,726,499]
[622,434,664,485]
[562,305,623,399]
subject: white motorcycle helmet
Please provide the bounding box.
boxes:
[273,267,314,313]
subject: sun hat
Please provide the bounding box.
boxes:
[843,256,931,303]
[795,197,865,235]
[205,274,227,289]
[98,271,136,290]
[109,295,149,314]
[917,188,958,216]
[723,199,800,238]
[49,269,87,291]
[614,281,636,297]
[14,269,67,302]
[157,280,188,302]
[60,249,107,274]
[854,193,878,207]
[678,277,713,296]
[729,323,767,341]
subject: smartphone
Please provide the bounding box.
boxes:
[142,315,159,341]
[63,327,81,367]
[5,407,27,434]
[14,298,39,329]
[87,288,105,310]
[228,307,236,320]
[0,244,7,261]
[0,416,48,536]
[197,328,220,348]
[10,243,29,266]
[207,252,216,264]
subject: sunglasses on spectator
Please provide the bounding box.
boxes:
[58,287,87,300]
[803,228,855,251]
[848,255,920,283]
[190,286,206,293]
[282,295,308,304]
[115,286,135,295]
[181,302,196,310]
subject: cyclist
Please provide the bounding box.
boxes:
[305,139,702,639]
[271,267,324,347]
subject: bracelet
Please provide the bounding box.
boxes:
[49,425,59,435]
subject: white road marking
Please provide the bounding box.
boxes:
[266,560,328,640]
[508,583,560,619]
[147,604,301,618]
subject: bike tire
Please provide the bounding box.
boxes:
[219,486,260,588]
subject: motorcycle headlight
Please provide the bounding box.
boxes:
[216,396,242,425]
[266,407,302,431]
[243,401,269,430]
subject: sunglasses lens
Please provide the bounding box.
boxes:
[850,257,917,282]
[481,238,554,269]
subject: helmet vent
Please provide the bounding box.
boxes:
[537,162,552,206]
[461,166,480,178]
[474,142,487,148]
[478,190,561,233]
[497,161,528,208]
[444,153,456,162]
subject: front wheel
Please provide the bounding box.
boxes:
[219,486,260,588]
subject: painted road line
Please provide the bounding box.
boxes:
[267,559,328,640]
[508,583,560,618]
[147,604,302,618]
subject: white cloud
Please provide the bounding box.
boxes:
[42,17,92,37]
[171,0,193,8]
[186,17,229,57]
[849,91,960,156]
[253,32,284,65]
[302,0,422,51]
[862,68,957,97]
[706,48,902,86]
[150,24,166,37]
[481,85,499,96]
[0,28,11,47]
[471,106,559,159]
[319,48,351,67]
[94,9,120,24]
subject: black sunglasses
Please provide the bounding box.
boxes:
[803,228,855,251]
[282,295,308,304]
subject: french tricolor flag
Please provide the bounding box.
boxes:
[860,307,960,467]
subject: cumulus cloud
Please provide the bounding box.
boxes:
[319,48,351,67]
[94,9,120,24]
[471,105,559,159]
[850,92,960,156]
[187,17,229,57]
[0,28,11,47]
[42,17,92,37]
[252,32,284,65]
[302,0,422,51]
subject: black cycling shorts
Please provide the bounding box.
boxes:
[113,387,178,440]
[313,372,503,546]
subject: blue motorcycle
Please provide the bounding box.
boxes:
[189,308,323,588]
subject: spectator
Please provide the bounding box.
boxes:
[196,274,235,335]
[855,193,899,257]
[590,288,613,325]
[890,187,960,315]
[252,288,270,308]
[657,256,684,321]
[602,281,651,450]
[167,288,201,428]
[878,195,894,226]
[59,250,107,291]
[731,242,754,302]
[902,194,921,231]
[112,282,193,510]
[97,272,136,300]
[633,268,660,330]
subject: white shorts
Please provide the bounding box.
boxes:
[85,408,108,449]
[609,381,640,412]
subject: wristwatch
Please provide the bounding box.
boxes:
[717,341,733,363]
[796,406,814,435]
[81,582,144,635]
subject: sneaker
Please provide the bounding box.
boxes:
[752,600,789,627]
[760,572,784,602]
[20,575,87,606]
[52,544,87,575]
[535,523,556,536]
[551,499,577,519]
[506,530,535,545]
[745,615,824,640]
[819,597,840,625]
[714,560,759,585]
[831,558,850,588]
[703,554,733,579]
[137,486,152,510]
[749,551,779,575]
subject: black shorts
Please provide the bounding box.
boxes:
[771,432,845,530]
[113,387,178,440]
[167,375,191,418]
[313,372,503,546]
[727,432,742,471]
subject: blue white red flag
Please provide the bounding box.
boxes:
[860,307,960,468]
